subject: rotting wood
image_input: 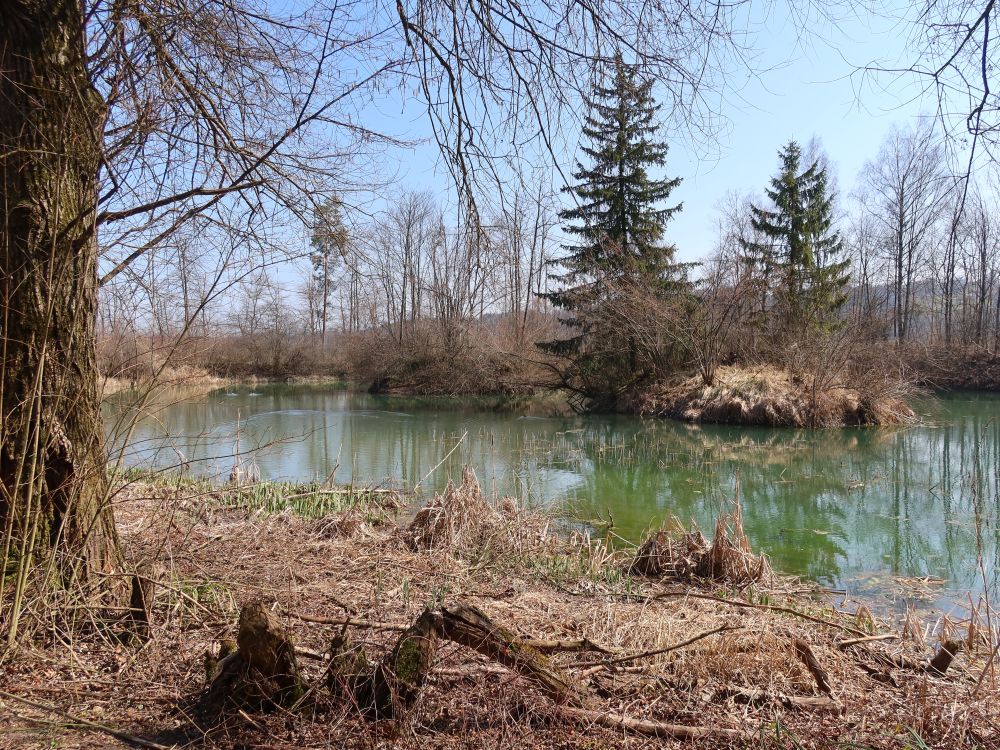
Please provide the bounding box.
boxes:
[319,603,588,719]
[204,600,307,711]
[794,638,834,696]
[436,604,586,706]
[355,608,440,718]
[928,640,962,676]
[219,600,773,742]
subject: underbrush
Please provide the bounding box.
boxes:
[1,471,997,749]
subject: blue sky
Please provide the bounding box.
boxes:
[351,2,931,264]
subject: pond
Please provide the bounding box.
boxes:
[105,384,1000,611]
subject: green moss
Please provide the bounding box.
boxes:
[393,637,426,686]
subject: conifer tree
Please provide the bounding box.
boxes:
[540,53,686,403]
[309,197,348,346]
[740,141,849,332]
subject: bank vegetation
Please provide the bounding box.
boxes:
[1,472,995,749]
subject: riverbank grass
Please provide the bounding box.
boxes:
[632,365,916,427]
[1,471,995,748]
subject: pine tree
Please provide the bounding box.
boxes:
[309,197,348,346]
[540,53,686,402]
[740,141,850,332]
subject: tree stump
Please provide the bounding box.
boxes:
[204,600,306,711]
[122,563,155,644]
[356,609,440,718]
[927,640,962,676]
[342,603,586,720]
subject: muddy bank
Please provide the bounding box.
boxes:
[628,365,916,428]
[0,473,993,749]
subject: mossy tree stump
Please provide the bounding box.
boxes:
[210,601,585,722]
[204,600,306,712]
[335,603,586,720]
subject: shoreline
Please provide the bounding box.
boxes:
[3,473,993,748]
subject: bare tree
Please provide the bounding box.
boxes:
[857,124,952,341]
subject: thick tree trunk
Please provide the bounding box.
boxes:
[0,0,116,595]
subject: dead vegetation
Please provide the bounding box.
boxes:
[630,499,775,588]
[633,365,916,428]
[403,467,551,558]
[0,474,997,749]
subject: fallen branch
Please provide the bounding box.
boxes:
[559,706,743,740]
[522,637,613,654]
[837,633,897,649]
[653,591,868,636]
[326,602,589,720]
[290,612,406,630]
[573,625,739,669]
[794,638,834,696]
[720,687,842,713]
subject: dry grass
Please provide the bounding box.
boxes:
[630,498,775,588]
[404,467,553,559]
[0,476,997,749]
[634,365,916,428]
[100,364,228,398]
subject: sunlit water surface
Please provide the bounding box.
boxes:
[105,384,1000,611]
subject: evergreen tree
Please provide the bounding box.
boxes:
[309,197,348,345]
[740,141,850,332]
[540,53,686,403]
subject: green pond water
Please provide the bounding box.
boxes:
[106,384,1000,610]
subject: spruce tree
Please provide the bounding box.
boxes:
[740,141,849,332]
[540,53,686,403]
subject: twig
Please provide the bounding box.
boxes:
[524,637,613,654]
[290,612,406,630]
[837,633,897,648]
[653,591,868,636]
[413,430,467,491]
[573,625,739,669]
[0,690,173,749]
[559,706,743,740]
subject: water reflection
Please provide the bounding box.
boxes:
[105,385,1000,606]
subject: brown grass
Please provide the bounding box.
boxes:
[99,364,228,397]
[633,365,916,428]
[404,467,553,558]
[0,476,997,749]
[630,498,775,588]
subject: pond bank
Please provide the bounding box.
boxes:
[625,365,916,428]
[4,475,994,749]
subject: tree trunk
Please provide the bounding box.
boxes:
[0,0,116,602]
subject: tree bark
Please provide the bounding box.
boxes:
[0,0,116,596]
